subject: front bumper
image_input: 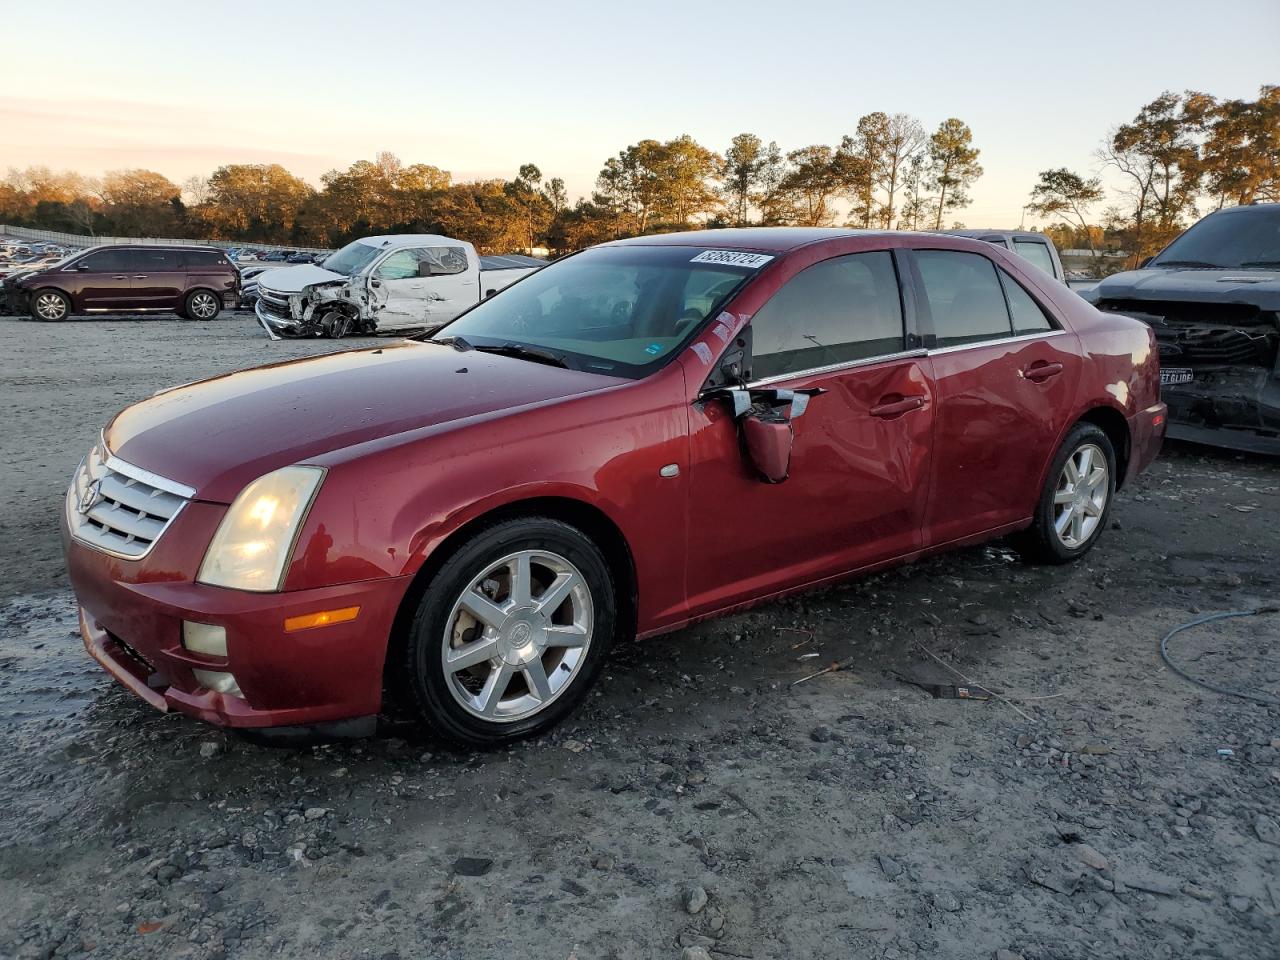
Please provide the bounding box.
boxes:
[1160,367,1280,454]
[63,505,412,731]
[254,298,300,340]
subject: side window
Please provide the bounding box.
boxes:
[76,249,130,272]
[999,268,1054,334]
[375,250,419,280]
[915,250,1012,348]
[133,250,179,271]
[182,250,227,268]
[1012,239,1057,277]
[422,246,468,276]
[751,251,905,380]
[376,247,469,280]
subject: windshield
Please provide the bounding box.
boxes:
[1152,206,1280,269]
[321,240,384,277]
[435,246,761,377]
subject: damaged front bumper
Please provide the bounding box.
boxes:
[1160,366,1280,454]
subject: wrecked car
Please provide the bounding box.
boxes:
[254,234,543,339]
[1084,202,1280,454]
[64,229,1165,747]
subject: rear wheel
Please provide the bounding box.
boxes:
[32,289,70,321]
[1016,422,1116,564]
[185,289,220,321]
[402,517,616,748]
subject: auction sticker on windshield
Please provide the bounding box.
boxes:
[690,250,774,268]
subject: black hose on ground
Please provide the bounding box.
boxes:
[1158,606,1280,707]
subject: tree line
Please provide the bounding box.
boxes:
[0,114,982,255]
[1,86,1274,262]
[1026,85,1278,269]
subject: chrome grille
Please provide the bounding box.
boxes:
[67,443,193,559]
[257,286,294,320]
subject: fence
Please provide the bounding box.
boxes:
[0,225,333,255]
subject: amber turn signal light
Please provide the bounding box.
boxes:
[284,606,360,632]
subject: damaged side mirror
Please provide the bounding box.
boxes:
[707,385,822,484]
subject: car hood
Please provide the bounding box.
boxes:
[1090,267,1280,309]
[255,264,349,294]
[104,340,627,503]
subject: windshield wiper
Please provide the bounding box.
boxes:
[432,335,474,350]
[1239,260,1280,268]
[473,342,570,369]
[1155,259,1225,268]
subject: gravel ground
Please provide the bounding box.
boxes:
[1,313,1278,960]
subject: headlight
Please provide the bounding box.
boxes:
[197,465,325,592]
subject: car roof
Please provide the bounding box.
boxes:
[82,243,225,253]
[944,229,1050,242]
[607,227,897,253]
[355,234,469,249]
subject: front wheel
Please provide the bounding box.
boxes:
[31,289,70,321]
[1016,422,1116,564]
[185,289,221,321]
[402,517,617,748]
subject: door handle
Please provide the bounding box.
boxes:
[111,275,127,280]
[1023,361,1064,382]
[870,395,927,419]
[132,275,148,279]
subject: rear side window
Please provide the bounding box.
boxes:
[1012,239,1056,277]
[751,251,905,379]
[132,250,179,271]
[999,268,1054,334]
[182,250,229,268]
[915,250,1012,348]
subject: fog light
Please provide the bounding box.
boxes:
[191,668,243,698]
[182,622,227,657]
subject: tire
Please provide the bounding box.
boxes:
[185,289,221,321]
[321,310,352,339]
[31,289,70,322]
[402,517,617,748]
[1016,422,1116,564]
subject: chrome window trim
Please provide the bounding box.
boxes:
[926,329,1069,357]
[104,453,197,500]
[746,348,929,389]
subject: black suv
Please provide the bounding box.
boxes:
[5,244,240,322]
[1084,203,1280,453]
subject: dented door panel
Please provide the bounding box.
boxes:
[683,354,934,618]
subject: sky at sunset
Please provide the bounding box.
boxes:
[4,0,1278,228]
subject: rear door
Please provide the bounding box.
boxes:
[684,249,934,615]
[906,247,1081,545]
[129,249,185,307]
[371,246,476,331]
[66,248,134,309]
[183,249,236,307]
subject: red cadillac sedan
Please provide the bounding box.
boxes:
[64,229,1166,747]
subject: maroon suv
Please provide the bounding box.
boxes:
[8,244,239,321]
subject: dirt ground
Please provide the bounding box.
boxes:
[1,314,1278,960]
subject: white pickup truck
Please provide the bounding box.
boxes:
[254,234,544,339]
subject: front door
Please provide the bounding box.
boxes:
[684,249,934,616]
[906,248,1082,545]
[66,248,134,309]
[372,246,476,331]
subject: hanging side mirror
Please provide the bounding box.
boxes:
[706,385,823,484]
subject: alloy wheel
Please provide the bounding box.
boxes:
[1053,442,1109,548]
[34,293,67,321]
[189,292,218,319]
[441,549,594,723]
